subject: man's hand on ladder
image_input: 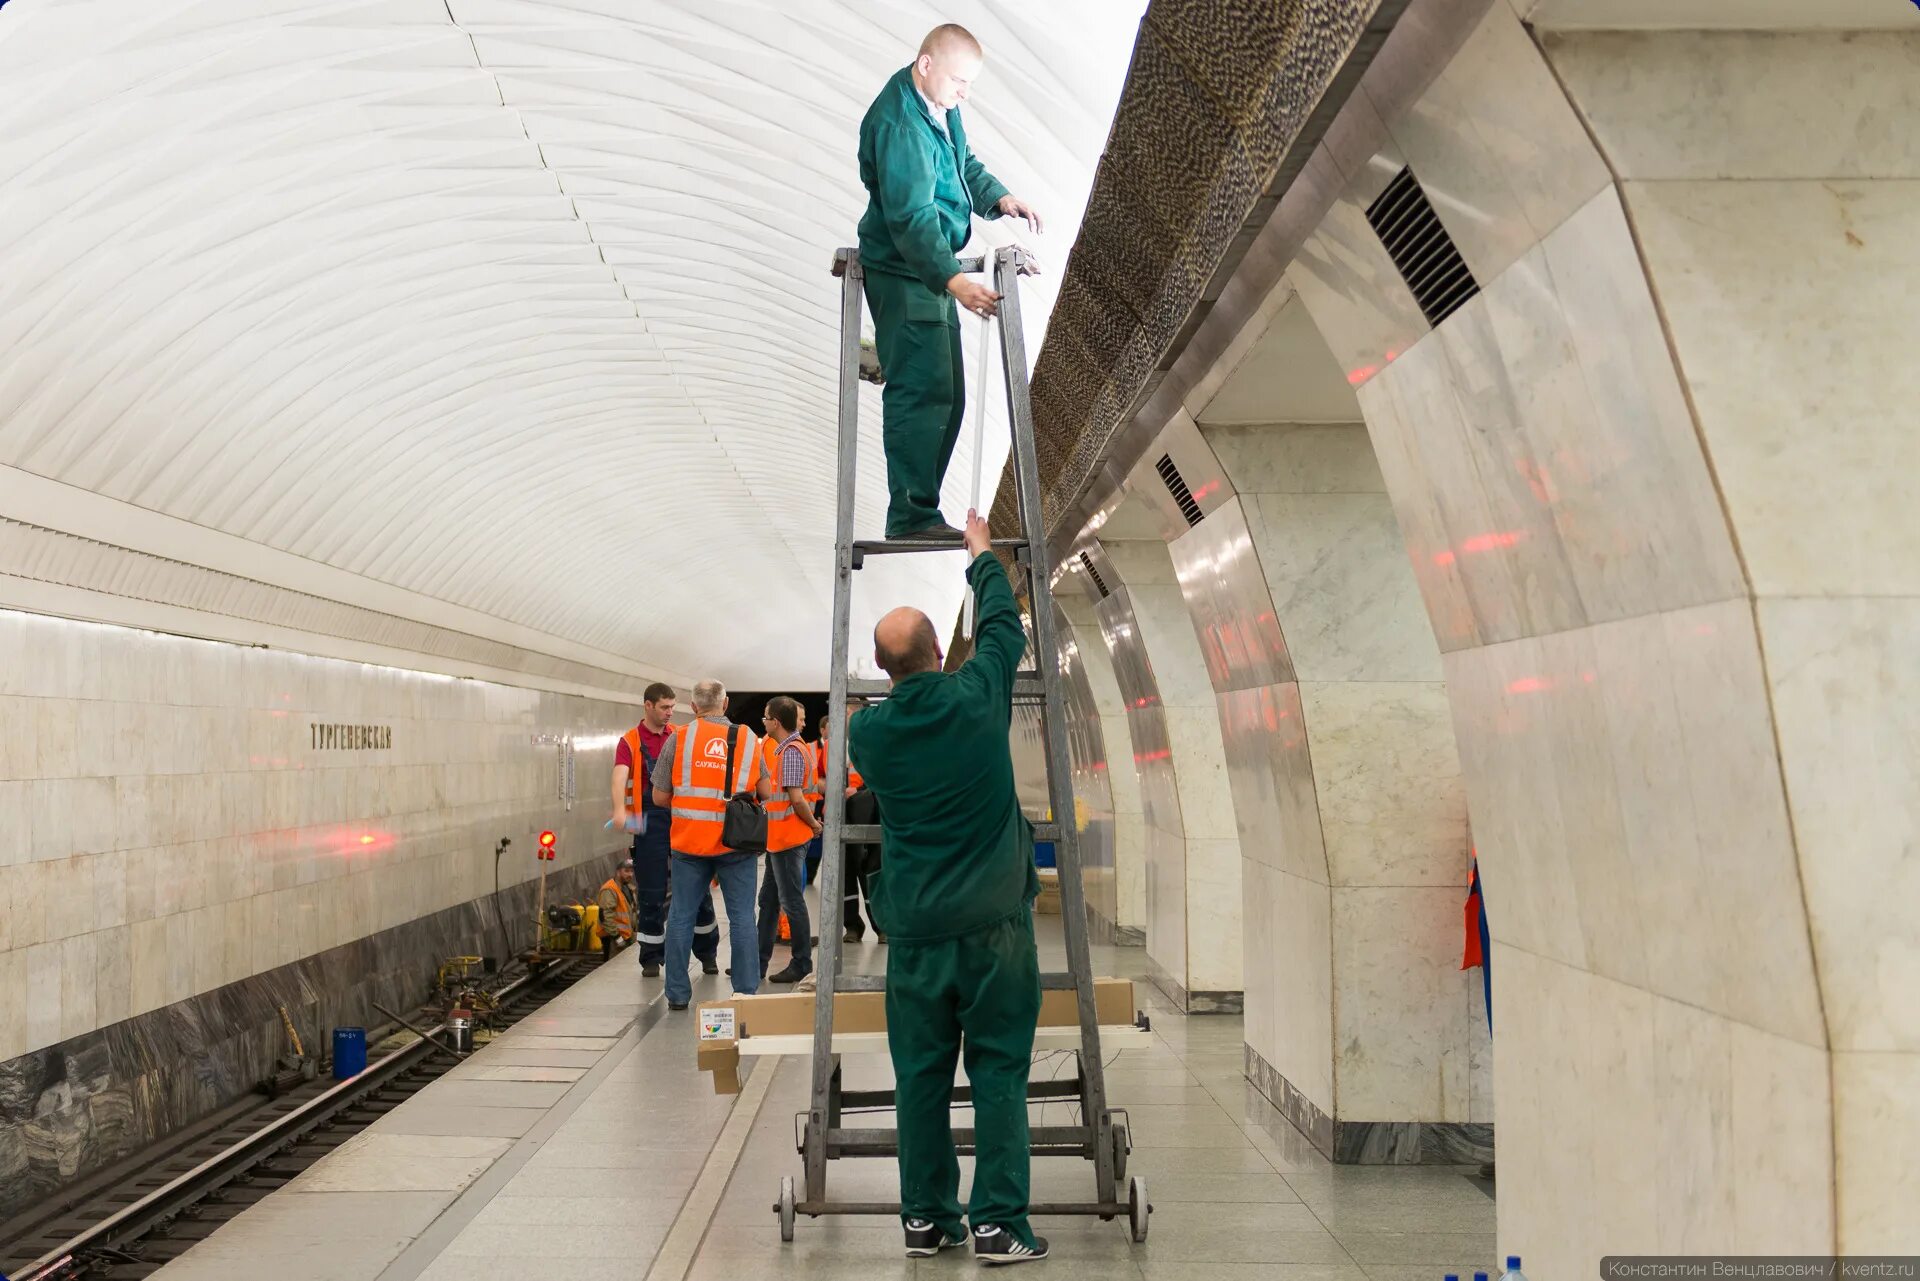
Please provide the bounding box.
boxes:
[947,272,1001,318]
[963,509,991,559]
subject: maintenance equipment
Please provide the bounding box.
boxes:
[778,245,1149,1243]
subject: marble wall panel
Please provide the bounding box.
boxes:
[1761,597,1920,1055]
[1444,600,1824,1046]
[0,607,641,1067]
[1376,0,1611,284]
[1202,422,1385,495]
[1832,1052,1920,1252]
[1331,884,1478,1120]
[1289,188,1429,393]
[1217,683,1327,883]
[1243,491,1441,683]
[1622,178,1920,599]
[1249,861,1337,1120]
[1493,942,1835,1275]
[1166,500,1293,691]
[1543,30,1920,182]
[1298,681,1467,889]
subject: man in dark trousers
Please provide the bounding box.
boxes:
[856,23,1042,540]
[848,510,1045,1265]
[612,683,717,978]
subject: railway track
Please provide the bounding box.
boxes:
[1,954,609,1281]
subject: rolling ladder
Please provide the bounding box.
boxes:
[771,245,1150,1243]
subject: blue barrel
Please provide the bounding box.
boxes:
[332,1026,367,1079]
[1033,840,1057,869]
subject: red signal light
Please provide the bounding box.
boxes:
[538,829,556,861]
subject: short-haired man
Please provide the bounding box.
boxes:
[756,696,821,984]
[650,679,770,1011]
[614,683,717,978]
[849,510,1046,1265]
[857,23,1042,540]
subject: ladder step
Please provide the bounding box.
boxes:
[851,536,1027,562]
[846,673,1046,699]
[836,971,1081,994]
[837,823,1059,844]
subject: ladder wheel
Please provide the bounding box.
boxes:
[777,1175,796,1242]
[1127,1175,1150,1243]
[1111,1121,1130,1185]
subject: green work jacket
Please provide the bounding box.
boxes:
[856,65,1011,293]
[848,552,1038,943]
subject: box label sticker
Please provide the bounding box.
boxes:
[699,1007,736,1040]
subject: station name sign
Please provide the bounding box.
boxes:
[311,723,393,750]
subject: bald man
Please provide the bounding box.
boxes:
[847,510,1046,1265]
[857,23,1043,541]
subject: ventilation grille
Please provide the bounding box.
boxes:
[1364,166,1479,327]
[1078,551,1111,599]
[1155,454,1204,527]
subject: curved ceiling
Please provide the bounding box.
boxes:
[0,0,1145,690]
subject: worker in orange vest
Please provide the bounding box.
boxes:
[613,682,718,978]
[756,697,822,984]
[594,865,635,959]
[648,679,769,1010]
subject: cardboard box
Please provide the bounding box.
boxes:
[695,977,1136,1094]
[1034,869,1061,915]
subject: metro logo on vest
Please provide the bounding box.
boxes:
[668,719,762,856]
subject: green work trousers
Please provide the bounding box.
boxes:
[864,268,965,538]
[885,908,1042,1247]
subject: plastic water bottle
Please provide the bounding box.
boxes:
[1501,1256,1528,1281]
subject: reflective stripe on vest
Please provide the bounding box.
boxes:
[765,734,816,853]
[668,719,757,856]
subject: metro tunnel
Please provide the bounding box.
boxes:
[0,1,1915,1278]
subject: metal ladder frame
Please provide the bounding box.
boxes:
[776,245,1147,1240]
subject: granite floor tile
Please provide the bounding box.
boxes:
[369,1104,549,1138]
[295,1132,510,1193]
[1334,1232,1501,1266]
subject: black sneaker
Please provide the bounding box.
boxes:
[641,962,660,978]
[903,1218,964,1258]
[892,521,962,541]
[844,927,864,944]
[767,963,811,984]
[701,958,719,975]
[668,1001,688,1011]
[973,1225,1047,1265]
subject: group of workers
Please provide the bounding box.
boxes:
[608,683,880,991]
[613,20,1052,1269]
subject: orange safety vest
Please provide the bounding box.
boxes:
[763,733,817,853]
[596,878,632,943]
[619,726,653,815]
[812,739,862,804]
[667,719,760,856]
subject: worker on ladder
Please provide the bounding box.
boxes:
[848,511,1047,1266]
[856,22,1042,541]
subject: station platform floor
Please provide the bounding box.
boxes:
[150,917,1496,1281]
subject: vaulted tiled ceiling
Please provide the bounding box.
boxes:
[0,0,1144,689]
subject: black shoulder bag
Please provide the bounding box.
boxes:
[719,724,768,855]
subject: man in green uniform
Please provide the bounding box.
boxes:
[857,23,1043,540]
[848,509,1047,1265]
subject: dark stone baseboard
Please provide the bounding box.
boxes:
[0,854,621,1220]
[1147,957,1243,1015]
[1244,1043,1494,1165]
[1087,906,1145,949]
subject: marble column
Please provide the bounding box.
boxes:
[1274,0,1914,1264]
[1080,530,1245,1010]
[1056,584,1146,943]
